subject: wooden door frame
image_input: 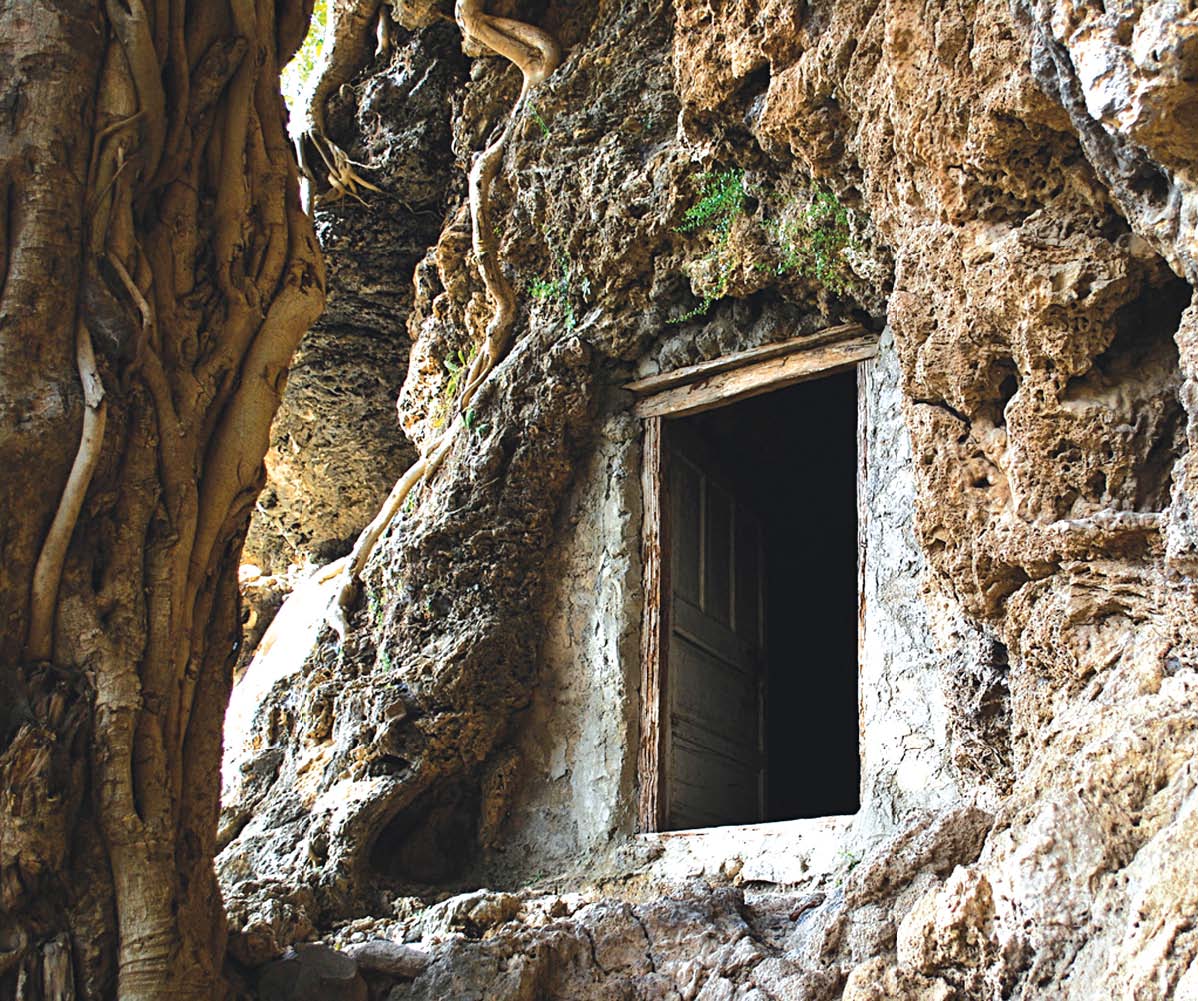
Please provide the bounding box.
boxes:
[637,416,670,832]
[634,325,878,834]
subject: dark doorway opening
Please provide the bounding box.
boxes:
[660,370,861,829]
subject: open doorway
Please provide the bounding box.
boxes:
[634,331,870,832]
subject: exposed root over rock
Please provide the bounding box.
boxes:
[294,0,386,208]
[327,1,561,639]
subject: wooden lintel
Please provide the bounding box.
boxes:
[624,322,865,397]
[632,334,879,420]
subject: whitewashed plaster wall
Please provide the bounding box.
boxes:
[497,330,988,875]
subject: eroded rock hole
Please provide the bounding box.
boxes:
[1099,275,1190,379]
[1060,273,1191,513]
[947,637,1013,792]
[1129,161,1171,202]
[980,358,1019,427]
[736,64,773,126]
[370,778,481,885]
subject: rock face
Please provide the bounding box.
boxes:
[243,23,467,579]
[223,0,1198,998]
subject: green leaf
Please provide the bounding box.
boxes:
[676,168,747,242]
[527,102,551,138]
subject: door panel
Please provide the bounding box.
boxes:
[671,456,702,607]
[734,510,761,646]
[665,426,766,830]
[670,739,761,830]
[704,482,732,626]
[670,636,759,756]
[674,598,753,669]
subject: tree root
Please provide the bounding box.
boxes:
[11,0,324,992]
[295,0,385,211]
[326,1,561,639]
[26,321,107,662]
[307,132,384,206]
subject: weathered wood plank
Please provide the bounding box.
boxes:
[633,334,879,419]
[624,322,865,396]
[670,738,760,830]
[734,509,760,645]
[638,417,670,832]
[704,480,732,626]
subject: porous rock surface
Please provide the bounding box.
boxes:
[242,23,467,578]
[224,0,1198,998]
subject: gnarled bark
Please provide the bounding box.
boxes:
[0,1,324,998]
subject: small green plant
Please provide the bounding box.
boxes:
[676,168,748,245]
[832,848,862,887]
[463,408,489,435]
[528,274,560,299]
[430,345,478,429]
[668,168,749,323]
[527,102,551,138]
[528,244,586,330]
[671,175,860,323]
[765,188,856,294]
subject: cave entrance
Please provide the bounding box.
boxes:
[630,326,876,832]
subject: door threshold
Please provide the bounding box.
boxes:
[639,814,857,885]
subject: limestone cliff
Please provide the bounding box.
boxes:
[223,1,1198,998]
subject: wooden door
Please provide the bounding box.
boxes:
[663,424,766,830]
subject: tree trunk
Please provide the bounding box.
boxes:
[0,1,324,998]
